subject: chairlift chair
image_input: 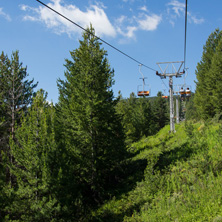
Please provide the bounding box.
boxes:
[179,68,192,100]
[137,89,150,97]
[161,88,168,99]
[137,64,150,97]
[137,79,150,96]
[179,85,192,100]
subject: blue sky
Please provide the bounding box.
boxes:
[1,0,221,103]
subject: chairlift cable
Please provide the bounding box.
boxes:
[184,0,188,70]
[161,79,169,90]
[35,0,157,72]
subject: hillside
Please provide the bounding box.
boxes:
[92,120,222,221]
[2,28,222,222]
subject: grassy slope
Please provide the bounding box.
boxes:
[93,120,222,222]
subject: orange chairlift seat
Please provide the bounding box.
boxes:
[179,86,191,100]
[179,87,186,96]
[137,64,150,97]
[138,90,150,97]
[161,89,168,99]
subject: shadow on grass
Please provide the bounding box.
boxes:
[91,200,145,222]
[106,157,147,197]
[91,157,148,222]
[155,141,193,172]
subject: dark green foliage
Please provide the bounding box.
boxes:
[0,51,38,220]
[208,37,222,114]
[152,91,169,131]
[0,133,7,221]
[0,50,38,191]
[56,25,126,217]
[0,51,38,144]
[93,121,222,221]
[116,92,155,144]
[185,95,198,120]
[194,29,222,119]
[4,90,60,221]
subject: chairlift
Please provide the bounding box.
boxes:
[179,85,192,100]
[179,68,192,100]
[138,89,150,97]
[162,89,168,99]
[137,65,150,97]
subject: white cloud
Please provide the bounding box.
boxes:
[116,15,127,24]
[115,16,137,39]
[122,0,135,3]
[188,12,204,24]
[167,0,204,26]
[20,0,162,41]
[168,0,185,17]
[117,25,138,39]
[126,26,137,38]
[138,14,162,31]
[116,12,161,40]
[139,6,148,12]
[0,8,11,21]
[20,0,116,38]
[23,15,39,22]
[20,5,29,11]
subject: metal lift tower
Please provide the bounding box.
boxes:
[156,61,185,133]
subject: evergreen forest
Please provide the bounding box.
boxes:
[1,27,222,221]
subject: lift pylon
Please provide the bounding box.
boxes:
[156,61,185,133]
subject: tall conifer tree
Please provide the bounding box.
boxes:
[152,91,169,131]
[208,37,222,114]
[116,93,138,144]
[116,92,155,144]
[57,26,125,208]
[5,90,60,221]
[194,29,222,119]
[0,51,38,143]
[0,51,38,186]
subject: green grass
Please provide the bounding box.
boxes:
[91,120,222,222]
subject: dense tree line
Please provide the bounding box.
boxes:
[116,91,169,144]
[192,28,222,120]
[0,26,169,221]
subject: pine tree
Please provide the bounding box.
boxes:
[137,97,154,137]
[116,92,154,144]
[0,122,8,222]
[5,90,60,221]
[185,95,198,120]
[208,37,222,115]
[116,93,138,143]
[0,51,38,185]
[194,29,222,119]
[0,51,38,142]
[57,25,126,211]
[152,91,169,132]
